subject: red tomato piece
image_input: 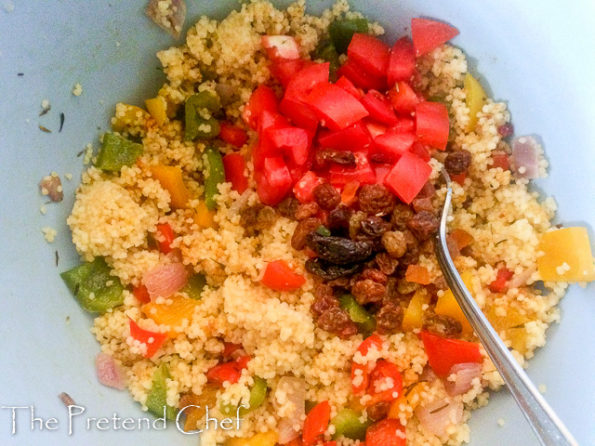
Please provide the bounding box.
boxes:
[361,90,398,125]
[132,284,151,304]
[155,222,175,254]
[261,35,300,61]
[223,153,248,194]
[364,119,388,139]
[420,331,482,378]
[329,152,375,186]
[318,121,372,151]
[384,152,432,204]
[371,130,415,163]
[219,121,248,148]
[387,37,416,85]
[337,59,386,91]
[284,62,330,101]
[243,85,278,130]
[366,419,406,446]
[415,101,450,150]
[279,97,319,131]
[270,59,306,87]
[302,400,331,445]
[388,81,420,113]
[392,116,415,134]
[263,156,293,192]
[261,260,306,291]
[307,83,369,130]
[335,75,362,99]
[411,18,460,56]
[351,334,384,394]
[128,318,167,358]
[293,171,324,203]
[366,359,403,406]
[489,267,514,293]
[268,126,310,166]
[409,141,431,162]
[347,33,390,79]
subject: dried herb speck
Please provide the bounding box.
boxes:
[39,125,52,133]
[17,72,24,76]
[55,250,60,267]
[59,392,76,407]
[39,106,51,117]
[429,403,450,414]
[59,113,65,132]
[76,150,84,157]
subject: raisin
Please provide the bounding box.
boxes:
[391,204,414,231]
[407,211,439,241]
[423,313,462,338]
[445,150,472,175]
[328,206,353,230]
[315,149,357,169]
[367,401,390,422]
[412,196,434,213]
[352,279,386,305]
[376,300,403,334]
[313,183,341,210]
[295,202,320,220]
[361,268,388,285]
[291,217,322,250]
[306,258,363,280]
[277,197,299,219]
[381,231,408,259]
[317,307,358,339]
[306,233,374,265]
[375,252,398,275]
[360,216,390,238]
[358,184,395,216]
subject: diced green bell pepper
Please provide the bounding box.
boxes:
[145,363,178,420]
[220,376,268,416]
[183,273,207,300]
[184,91,222,141]
[314,40,340,81]
[316,225,332,237]
[60,257,124,314]
[331,408,371,440]
[339,294,376,336]
[329,18,369,54]
[95,132,143,171]
[203,145,226,210]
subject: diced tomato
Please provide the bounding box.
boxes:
[451,172,466,185]
[372,164,391,185]
[268,126,310,166]
[284,62,330,101]
[243,85,278,130]
[347,33,390,79]
[387,37,416,85]
[384,152,432,204]
[490,150,510,170]
[261,35,300,61]
[361,90,398,125]
[279,97,319,131]
[128,318,167,358]
[222,342,243,359]
[219,121,248,148]
[132,284,151,304]
[409,141,431,162]
[420,331,482,378]
[392,117,415,134]
[261,260,306,291]
[388,81,420,113]
[293,171,324,203]
[351,334,384,394]
[371,130,415,163]
[307,83,369,131]
[255,157,293,206]
[366,419,406,446]
[302,401,331,445]
[259,109,289,134]
[364,120,388,139]
[270,59,307,87]
[415,101,450,150]
[337,59,386,91]
[318,121,372,151]
[322,443,337,446]
[335,75,362,99]
[206,356,250,385]
[341,180,360,206]
[155,223,175,254]
[366,359,403,406]
[223,153,248,194]
[235,355,251,370]
[411,18,460,56]
[489,267,514,293]
[329,152,375,186]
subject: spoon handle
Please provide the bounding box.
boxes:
[435,184,578,446]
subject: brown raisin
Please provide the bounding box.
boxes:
[360,216,390,238]
[328,206,353,230]
[317,307,358,339]
[407,211,439,241]
[313,183,341,210]
[412,196,434,213]
[277,197,299,219]
[361,268,387,285]
[358,184,396,216]
[391,204,414,231]
[375,252,398,275]
[445,150,472,175]
[376,300,403,334]
[423,313,462,338]
[315,149,357,169]
[367,401,390,421]
[295,202,320,220]
[291,217,321,250]
[382,231,408,259]
[352,279,386,305]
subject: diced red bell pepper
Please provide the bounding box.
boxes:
[270,59,306,87]
[335,75,362,99]
[293,171,324,203]
[223,153,248,194]
[347,33,390,79]
[156,222,175,254]
[415,101,450,150]
[284,62,330,101]
[361,90,398,125]
[219,121,248,148]
[490,151,510,170]
[242,85,278,130]
[351,334,384,395]
[261,35,300,61]
[318,121,372,151]
[420,331,482,378]
[268,126,310,166]
[132,284,151,304]
[364,120,387,139]
[279,97,319,131]
[337,59,386,91]
[387,37,416,85]
[128,318,167,358]
[206,356,250,385]
[366,419,407,446]
[392,116,415,134]
[388,81,420,113]
[489,267,514,293]
[261,260,306,291]
[366,359,403,406]
[307,83,369,131]
[384,151,432,204]
[302,400,331,445]
[371,130,415,163]
[409,141,431,162]
[329,152,376,186]
[411,18,460,56]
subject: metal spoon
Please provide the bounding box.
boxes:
[434,171,578,446]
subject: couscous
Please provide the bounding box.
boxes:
[60,1,595,445]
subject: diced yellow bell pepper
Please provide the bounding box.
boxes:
[402,288,429,331]
[435,271,473,335]
[111,103,150,132]
[145,96,168,126]
[142,296,199,337]
[225,431,278,446]
[195,201,216,228]
[485,306,531,331]
[537,227,595,282]
[505,327,528,355]
[464,73,486,132]
[158,86,181,118]
[388,381,428,420]
[150,165,190,209]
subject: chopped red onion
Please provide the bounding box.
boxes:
[444,362,482,396]
[95,353,126,390]
[511,135,541,179]
[143,262,188,299]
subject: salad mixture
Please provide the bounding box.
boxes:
[60,1,595,445]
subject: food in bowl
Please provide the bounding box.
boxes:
[58,1,595,445]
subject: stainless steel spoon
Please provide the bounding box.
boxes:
[434,171,578,446]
